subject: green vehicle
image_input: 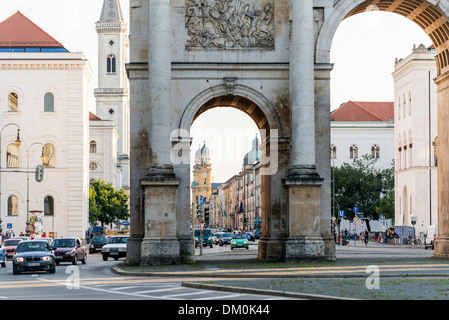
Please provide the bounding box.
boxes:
[194,229,213,248]
[230,234,249,250]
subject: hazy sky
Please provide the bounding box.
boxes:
[0,2,434,182]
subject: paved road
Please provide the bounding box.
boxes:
[0,250,296,300]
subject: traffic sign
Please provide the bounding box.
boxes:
[354,217,358,221]
[353,206,359,213]
[6,223,12,229]
[339,210,345,217]
[200,195,205,206]
[200,222,205,232]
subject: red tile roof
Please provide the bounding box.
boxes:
[0,11,64,48]
[331,101,394,122]
[89,112,102,121]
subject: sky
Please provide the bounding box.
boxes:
[0,2,434,183]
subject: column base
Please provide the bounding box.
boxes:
[258,237,286,262]
[126,235,143,266]
[178,236,195,264]
[434,237,449,259]
[285,236,325,260]
[141,238,181,266]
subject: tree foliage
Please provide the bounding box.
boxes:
[332,155,394,223]
[89,179,129,226]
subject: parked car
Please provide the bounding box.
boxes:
[89,236,108,254]
[213,232,224,245]
[424,225,438,250]
[219,233,233,246]
[101,236,129,261]
[0,243,6,267]
[12,240,55,275]
[194,229,213,248]
[51,237,87,265]
[254,229,261,239]
[231,234,249,250]
[3,238,23,259]
[245,232,255,242]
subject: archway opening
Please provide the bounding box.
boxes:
[328,0,444,245]
[188,95,274,258]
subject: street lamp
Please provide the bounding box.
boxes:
[0,124,21,234]
[25,142,45,236]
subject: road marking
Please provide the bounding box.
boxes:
[163,290,211,298]
[134,286,187,294]
[196,293,243,300]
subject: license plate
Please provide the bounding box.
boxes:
[110,252,118,255]
[27,263,40,267]
[55,256,63,259]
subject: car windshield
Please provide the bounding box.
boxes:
[17,241,49,253]
[108,237,129,244]
[232,234,245,239]
[4,240,21,246]
[52,239,75,248]
[203,229,211,237]
[223,233,233,238]
[92,237,107,243]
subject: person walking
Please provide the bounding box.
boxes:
[364,230,369,245]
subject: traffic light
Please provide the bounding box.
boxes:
[243,217,247,226]
[204,207,209,223]
[35,164,44,182]
[337,218,341,228]
[197,206,203,222]
[194,203,199,222]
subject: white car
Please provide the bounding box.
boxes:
[101,236,129,261]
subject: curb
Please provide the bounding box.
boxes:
[181,281,358,300]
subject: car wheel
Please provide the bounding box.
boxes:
[81,253,87,264]
[114,257,119,261]
[49,263,56,274]
[1,262,5,268]
[72,255,78,265]
[12,265,20,275]
[103,255,108,261]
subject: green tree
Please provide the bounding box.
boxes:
[89,179,129,226]
[332,155,394,226]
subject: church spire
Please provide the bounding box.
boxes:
[99,0,124,23]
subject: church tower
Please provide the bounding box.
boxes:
[192,143,212,205]
[95,0,130,188]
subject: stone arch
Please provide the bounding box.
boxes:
[316,0,449,74]
[178,84,284,136]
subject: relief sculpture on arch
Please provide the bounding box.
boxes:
[185,0,274,49]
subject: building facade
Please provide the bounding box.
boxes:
[392,44,438,236]
[330,101,395,171]
[0,11,92,238]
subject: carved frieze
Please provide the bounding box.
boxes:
[185,0,274,50]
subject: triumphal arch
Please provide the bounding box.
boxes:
[126,0,449,265]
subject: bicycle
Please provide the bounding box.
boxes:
[407,236,422,247]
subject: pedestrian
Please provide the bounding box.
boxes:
[364,230,369,245]
[0,232,5,244]
[374,232,379,243]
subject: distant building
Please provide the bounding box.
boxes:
[330,101,395,171]
[392,43,438,236]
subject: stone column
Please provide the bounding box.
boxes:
[284,0,324,260]
[434,71,449,259]
[140,0,181,265]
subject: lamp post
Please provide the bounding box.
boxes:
[0,124,21,234]
[25,142,45,236]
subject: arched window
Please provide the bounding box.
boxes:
[350,144,358,159]
[89,162,98,171]
[330,144,337,159]
[90,141,97,153]
[8,92,18,112]
[107,54,116,74]
[6,143,19,168]
[408,131,413,167]
[7,195,18,216]
[371,144,380,159]
[44,92,55,112]
[398,134,402,169]
[397,97,401,120]
[403,94,406,118]
[409,91,412,116]
[44,196,54,216]
[42,143,55,168]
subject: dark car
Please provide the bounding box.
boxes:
[219,233,233,246]
[51,238,87,265]
[254,229,261,239]
[89,236,108,254]
[194,229,213,248]
[12,240,55,275]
